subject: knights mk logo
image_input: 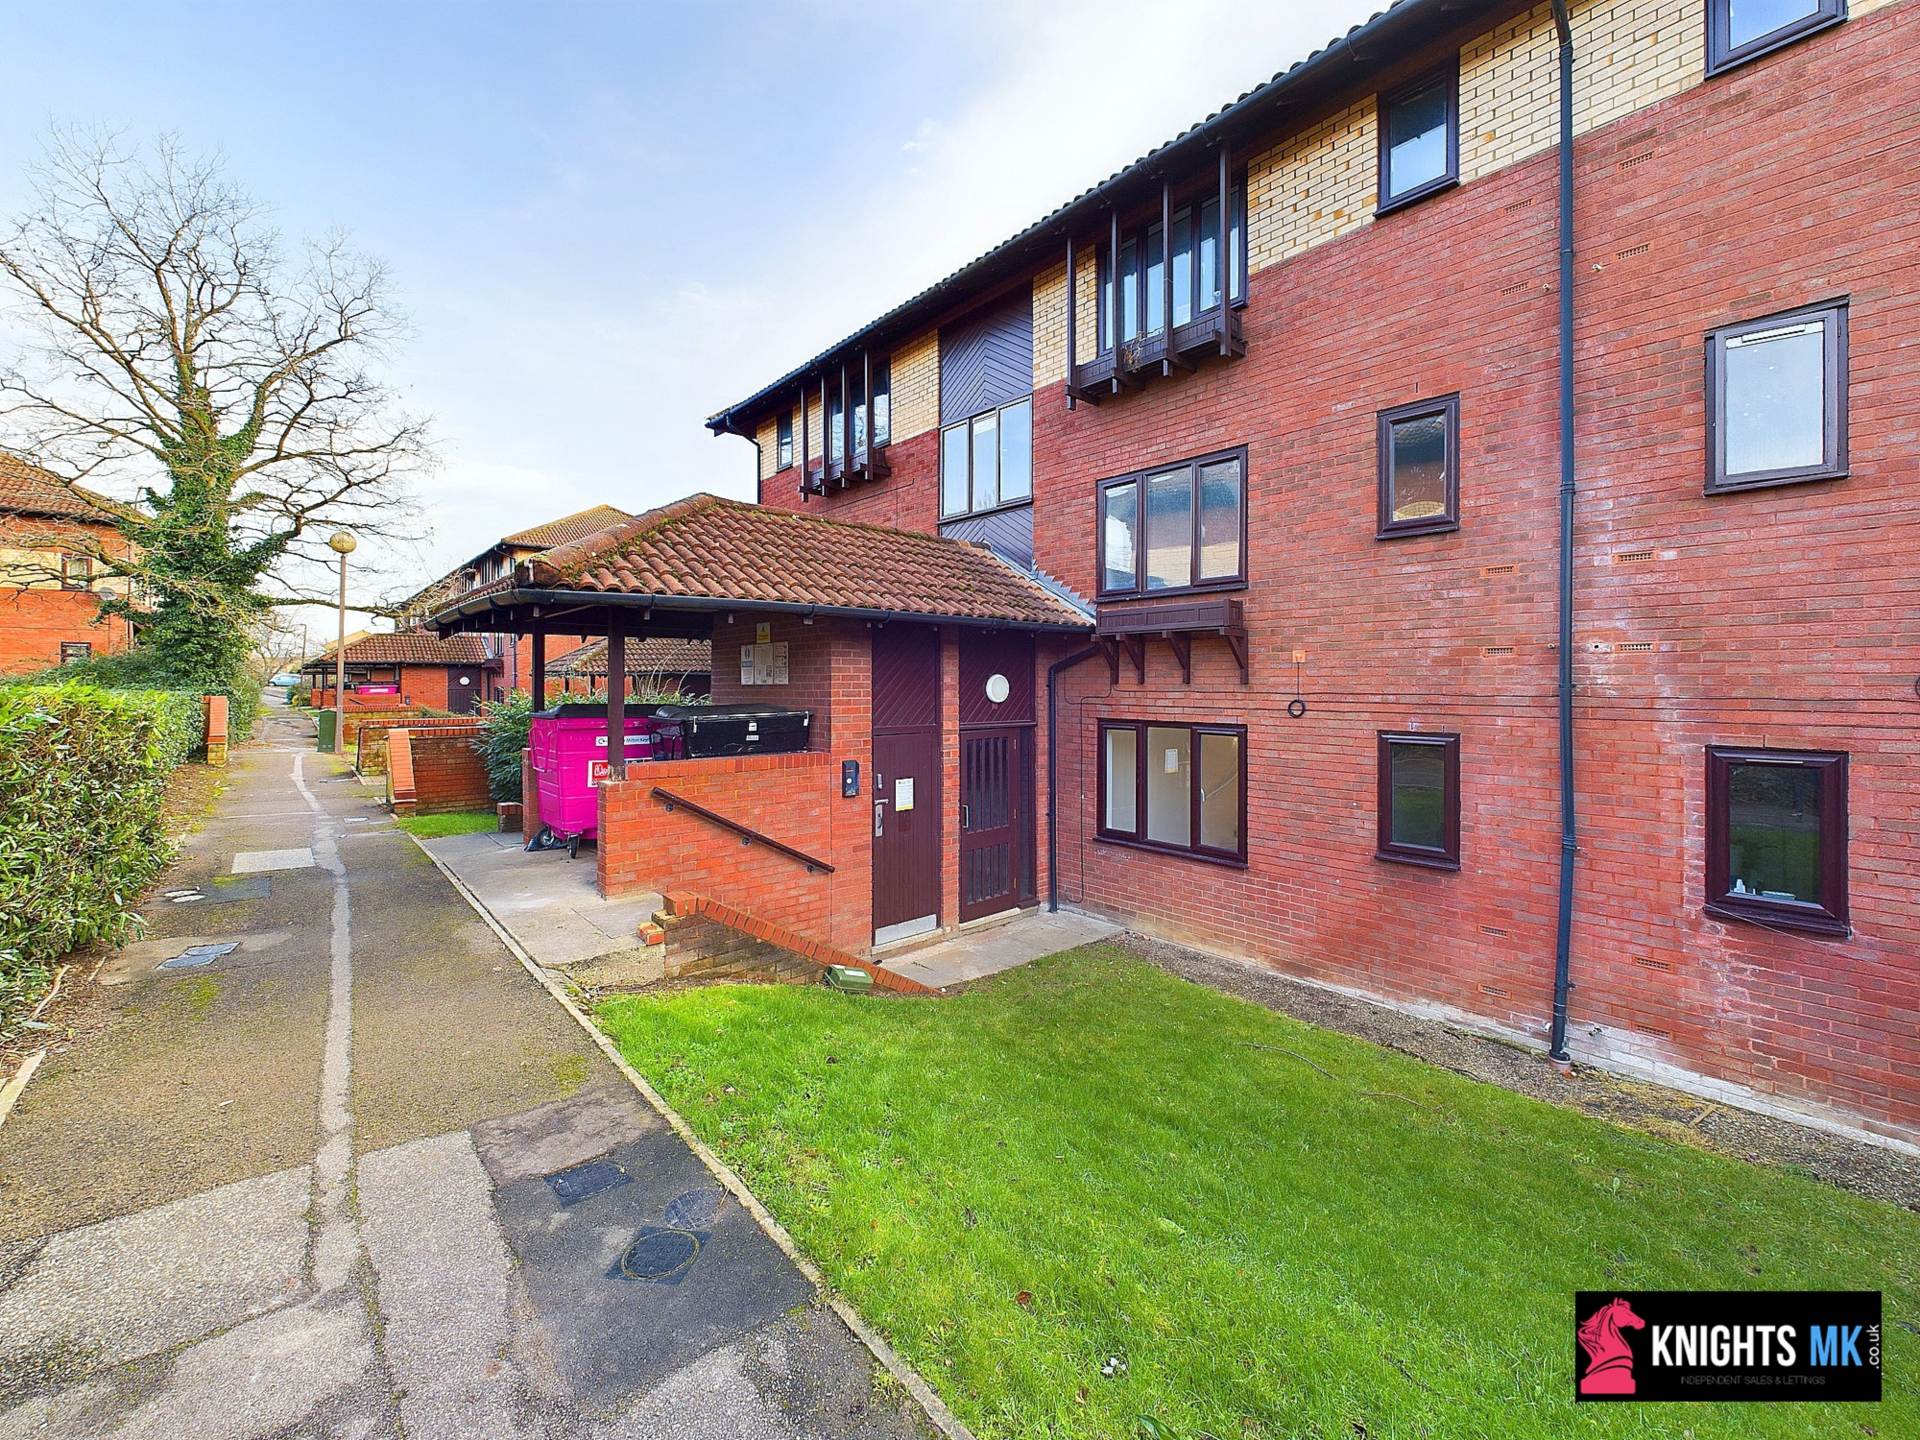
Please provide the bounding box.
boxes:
[1574,1291,1882,1403]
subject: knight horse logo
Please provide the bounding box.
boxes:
[1578,1297,1646,1396]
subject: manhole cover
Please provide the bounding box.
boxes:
[608,1226,706,1286]
[158,942,239,971]
[545,1158,630,1207]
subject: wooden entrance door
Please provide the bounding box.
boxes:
[448,668,481,713]
[871,625,942,945]
[959,727,1031,921]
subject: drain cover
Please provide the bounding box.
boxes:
[545,1159,630,1207]
[608,1226,707,1285]
[158,942,238,971]
[166,876,271,905]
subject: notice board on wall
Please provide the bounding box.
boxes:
[738,641,790,686]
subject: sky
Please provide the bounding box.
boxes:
[0,0,1382,634]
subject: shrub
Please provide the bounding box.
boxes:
[0,684,203,1032]
[53,645,260,743]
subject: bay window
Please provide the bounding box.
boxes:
[1097,447,1246,598]
[1098,183,1246,353]
[941,395,1033,518]
[1099,720,1245,863]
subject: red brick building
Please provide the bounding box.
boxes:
[301,631,497,712]
[438,0,1917,1146]
[399,503,633,702]
[0,454,139,674]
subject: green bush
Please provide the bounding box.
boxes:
[53,646,259,743]
[0,684,204,1032]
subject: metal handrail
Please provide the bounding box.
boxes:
[649,786,836,875]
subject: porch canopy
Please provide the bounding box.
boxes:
[426,492,1092,767]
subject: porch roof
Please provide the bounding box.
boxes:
[428,493,1094,636]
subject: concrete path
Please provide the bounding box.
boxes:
[884,909,1120,990]
[0,703,927,1440]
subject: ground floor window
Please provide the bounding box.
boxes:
[59,641,92,665]
[1706,745,1848,936]
[1376,731,1460,869]
[1098,720,1244,862]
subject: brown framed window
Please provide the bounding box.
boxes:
[1097,446,1246,598]
[941,395,1033,519]
[1376,731,1460,869]
[1707,0,1845,76]
[59,641,92,665]
[1377,59,1459,214]
[60,552,94,590]
[1705,746,1848,937]
[1377,395,1459,538]
[1097,181,1247,353]
[776,411,794,470]
[1098,720,1245,864]
[828,362,891,464]
[1706,300,1848,493]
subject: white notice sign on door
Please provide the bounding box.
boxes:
[894,777,914,811]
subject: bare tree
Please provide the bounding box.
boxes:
[0,130,430,676]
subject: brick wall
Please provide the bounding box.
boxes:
[598,749,874,953]
[356,714,487,776]
[336,706,433,746]
[388,724,490,816]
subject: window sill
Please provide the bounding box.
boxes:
[1376,517,1459,541]
[1706,12,1846,78]
[1094,833,1247,869]
[1705,899,1850,939]
[1375,848,1460,872]
[1097,578,1248,605]
[1376,176,1459,218]
[1704,466,1847,496]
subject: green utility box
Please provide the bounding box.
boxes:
[824,965,874,993]
[317,710,338,754]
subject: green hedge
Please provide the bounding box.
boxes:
[0,684,204,1031]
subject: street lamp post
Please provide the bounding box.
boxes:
[328,532,357,753]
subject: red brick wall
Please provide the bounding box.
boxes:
[0,586,136,675]
[356,714,488,775]
[737,8,1920,1140]
[598,749,874,953]
[708,612,838,746]
[396,726,491,815]
[758,430,941,533]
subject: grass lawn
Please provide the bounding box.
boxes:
[394,808,498,838]
[599,945,1917,1440]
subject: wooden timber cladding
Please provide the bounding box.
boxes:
[939,289,1034,425]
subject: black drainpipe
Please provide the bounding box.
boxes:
[1548,0,1578,1064]
[1046,644,1104,912]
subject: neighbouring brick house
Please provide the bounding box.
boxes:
[544,636,713,699]
[436,0,1918,1146]
[0,454,139,674]
[300,631,498,712]
[399,504,632,703]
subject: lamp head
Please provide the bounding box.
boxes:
[328,531,357,556]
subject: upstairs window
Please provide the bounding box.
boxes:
[1097,447,1246,598]
[776,411,794,470]
[1708,0,1846,75]
[1706,300,1847,493]
[60,553,94,590]
[1377,395,1460,538]
[1376,731,1460,870]
[829,362,891,463]
[1706,746,1848,936]
[1099,720,1245,863]
[941,395,1032,518]
[1378,60,1459,214]
[1098,183,1246,351]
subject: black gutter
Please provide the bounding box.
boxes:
[427,585,1096,637]
[1046,645,1105,912]
[1548,0,1578,1064]
[705,0,1486,432]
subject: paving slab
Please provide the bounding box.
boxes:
[423,829,662,969]
[888,906,1121,989]
[230,847,315,874]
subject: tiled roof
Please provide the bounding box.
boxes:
[303,631,495,669]
[0,453,134,524]
[547,637,713,677]
[500,504,634,549]
[523,494,1091,631]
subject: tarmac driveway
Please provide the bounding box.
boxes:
[0,703,928,1439]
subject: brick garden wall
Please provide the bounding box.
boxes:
[356,714,489,776]
[388,725,490,816]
